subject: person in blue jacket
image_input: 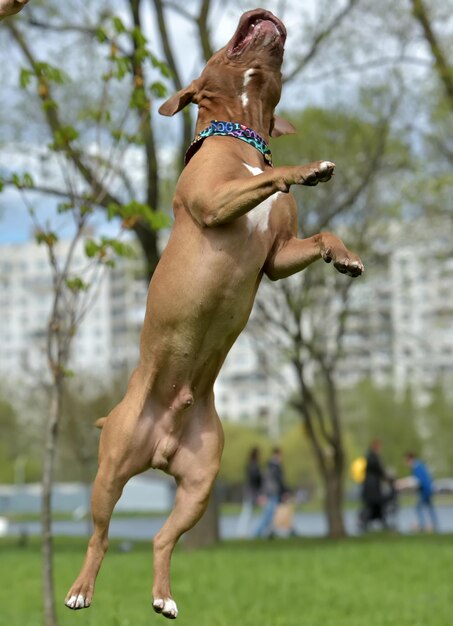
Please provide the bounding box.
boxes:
[255,447,289,538]
[404,451,439,532]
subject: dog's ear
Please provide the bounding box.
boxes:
[270,115,296,137]
[158,81,198,116]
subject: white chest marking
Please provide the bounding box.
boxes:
[241,68,255,109]
[243,163,279,233]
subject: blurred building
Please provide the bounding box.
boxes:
[0,239,147,384]
[340,218,453,397]
[213,332,286,438]
[1,217,452,423]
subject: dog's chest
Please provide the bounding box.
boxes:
[243,163,280,234]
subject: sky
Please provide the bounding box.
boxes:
[0,0,432,246]
[0,0,311,245]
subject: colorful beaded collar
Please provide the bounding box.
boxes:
[184,120,273,167]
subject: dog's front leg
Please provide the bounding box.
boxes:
[265,232,364,280]
[185,160,335,227]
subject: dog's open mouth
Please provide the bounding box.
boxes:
[228,10,286,57]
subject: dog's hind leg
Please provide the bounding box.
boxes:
[152,408,224,619]
[64,402,150,610]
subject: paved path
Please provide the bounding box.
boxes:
[7,505,453,540]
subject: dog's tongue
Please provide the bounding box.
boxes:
[257,19,281,44]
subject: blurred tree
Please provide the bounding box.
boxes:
[279,422,319,492]
[409,0,453,110]
[1,0,450,550]
[252,102,411,537]
[0,196,154,626]
[0,396,21,483]
[57,378,126,485]
[0,0,363,277]
[422,384,453,477]
[3,0,172,277]
[0,392,42,483]
[219,422,271,487]
[342,380,422,478]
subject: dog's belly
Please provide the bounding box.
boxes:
[140,235,265,395]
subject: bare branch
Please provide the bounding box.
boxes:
[152,0,193,167]
[410,0,453,109]
[162,1,194,22]
[196,0,213,62]
[283,0,360,84]
[317,102,397,231]
[300,55,431,84]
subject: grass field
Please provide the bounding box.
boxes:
[1,534,452,626]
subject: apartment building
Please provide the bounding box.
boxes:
[1,217,452,423]
[0,239,146,385]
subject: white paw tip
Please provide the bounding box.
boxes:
[65,594,82,609]
[153,599,165,612]
[320,160,334,170]
[163,599,178,618]
[153,597,178,618]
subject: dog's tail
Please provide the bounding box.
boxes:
[95,417,107,429]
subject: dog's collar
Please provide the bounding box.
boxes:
[185,120,273,167]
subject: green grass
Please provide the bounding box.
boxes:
[1,534,452,626]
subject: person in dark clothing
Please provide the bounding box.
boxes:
[236,447,263,537]
[405,452,439,532]
[246,446,263,504]
[359,438,390,530]
[255,447,289,537]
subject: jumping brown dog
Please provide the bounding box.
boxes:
[65,8,363,619]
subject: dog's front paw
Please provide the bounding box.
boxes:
[323,249,364,277]
[301,160,335,186]
[153,597,178,619]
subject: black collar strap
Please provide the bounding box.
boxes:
[184,120,273,167]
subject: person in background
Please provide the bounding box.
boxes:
[255,447,289,538]
[0,0,30,19]
[404,451,439,532]
[360,438,390,530]
[236,446,263,537]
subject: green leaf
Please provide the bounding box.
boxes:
[108,239,136,258]
[35,230,58,247]
[149,53,171,78]
[65,277,89,293]
[19,68,33,89]
[10,173,34,189]
[35,62,69,84]
[96,26,108,43]
[84,238,100,258]
[51,125,79,149]
[113,56,131,80]
[57,202,74,214]
[131,26,147,47]
[150,81,167,98]
[112,16,126,34]
[22,173,34,188]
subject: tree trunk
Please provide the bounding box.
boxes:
[42,380,62,626]
[324,468,346,538]
[183,483,220,549]
[410,0,453,109]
